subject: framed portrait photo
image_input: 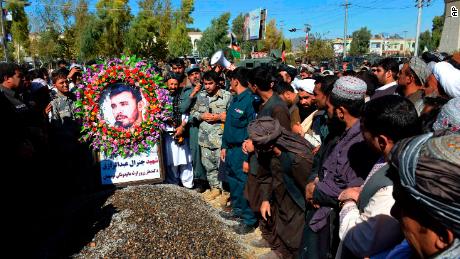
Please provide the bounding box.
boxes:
[75,57,172,186]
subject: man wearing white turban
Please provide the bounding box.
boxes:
[426,61,460,98]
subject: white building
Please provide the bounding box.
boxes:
[332,37,416,57]
[370,38,416,56]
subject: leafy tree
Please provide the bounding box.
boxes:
[261,19,283,51]
[125,0,171,60]
[431,15,443,49]
[34,29,63,64]
[28,0,64,63]
[349,27,371,56]
[231,13,252,56]
[168,22,192,58]
[96,0,132,57]
[197,12,230,58]
[283,39,292,52]
[168,0,194,58]
[73,0,91,60]
[417,15,444,53]
[5,1,30,62]
[79,14,103,61]
[35,0,62,32]
[419,30,433,52]
[158,0,172,43]
[29,0,91,62]
[56,0,78,60]
[305,36,334,62]
[173,0,193,24]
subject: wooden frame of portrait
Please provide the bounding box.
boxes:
[97,138,165,187]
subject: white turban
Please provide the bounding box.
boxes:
[432,61,460,98]
[293,78,315,94]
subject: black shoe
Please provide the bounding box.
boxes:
[192,180,209,193]
[232,223,256,235]
[219,211,241,221]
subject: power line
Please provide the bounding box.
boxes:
[353,4,413,10]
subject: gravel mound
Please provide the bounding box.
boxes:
[74,184,245,258]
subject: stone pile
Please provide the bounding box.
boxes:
[74,184,246,258]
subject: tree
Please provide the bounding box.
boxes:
[35,0,62,32]
[158,0,172,44]
[419,30,433,52]
[29,0,64,63]
[231,13,252,56]
[96,0,132,57]
[56,0,78,59]
[79,14,103,61]
[28,0,86,62]
[197,12,230,58]
[124,0,171,60]
[417,15,444,53]
[168,0,194,58]
[431,15,443,49]
[33,29,63,64]
[349,27,371,56]
[168,22,192,58]
[283,39,292,52]
[261,19,283,51]
[305,36,334,62]
[6,1,30,62]
[173,0,193,24]
[74,0,91,61]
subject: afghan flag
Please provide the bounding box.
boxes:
[229,32,241,58]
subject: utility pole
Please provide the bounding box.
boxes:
[342,0,351,59]
[0,0,7,62]
[414,0,431,56]
[304,24,311,52]
[414,0,423,56]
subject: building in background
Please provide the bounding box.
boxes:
[332,37,415,57]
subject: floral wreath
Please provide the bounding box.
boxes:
[75,56,172,158]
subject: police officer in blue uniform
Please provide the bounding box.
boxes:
[220,67,258,234]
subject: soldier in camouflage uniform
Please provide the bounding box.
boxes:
[191,71,232,198]
[48,69,79,146]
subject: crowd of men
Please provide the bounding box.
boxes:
[2,52,459,258]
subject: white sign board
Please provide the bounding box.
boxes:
[100,145,163,185]
[249,8,261,40]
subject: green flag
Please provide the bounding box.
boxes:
[231,49,241,59]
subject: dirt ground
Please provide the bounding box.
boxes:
[204,193,272,259]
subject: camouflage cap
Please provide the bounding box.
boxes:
[409,57,430,85]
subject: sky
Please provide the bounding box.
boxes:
[26,0,445,39]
